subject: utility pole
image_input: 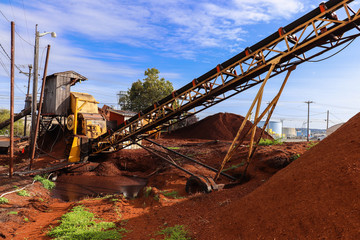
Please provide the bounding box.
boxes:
[30,45,50,170]
[9,21,15,178]
[30,24,39,158]
[24,64,32,136]
[305,101,313,141]
[326,110,329,130]
[29,24,56,161]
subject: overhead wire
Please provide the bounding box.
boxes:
[0,3,34,47]
[21,0,31,44]
[0,56,10,76]
[0,42,23,72]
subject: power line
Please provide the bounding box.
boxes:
[21,0,31,44]
[0,42,23,72]
[0,56,10,76]
[0,5,34,46]
[0,9,10,22]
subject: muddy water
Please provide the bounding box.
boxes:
[51,175,147,201]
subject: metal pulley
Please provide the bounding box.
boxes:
[185,174,224,194]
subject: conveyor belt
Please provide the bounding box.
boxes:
[92,0,360,154]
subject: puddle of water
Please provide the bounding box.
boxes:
[51,175,147,202]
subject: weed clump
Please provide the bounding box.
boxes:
[34,175,55,190]
[0,197,9,204]
[17,189,30,197]
[161,190,184,199]
[157,225,191,240]
[258,138,283,146]
[47,205,127,239]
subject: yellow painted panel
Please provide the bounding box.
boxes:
[68,137,81,162]
[70,92,99,114]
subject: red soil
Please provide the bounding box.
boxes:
[0,112,359,239]
[125,112,360,239]
[166,112,273,141]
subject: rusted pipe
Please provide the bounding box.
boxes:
[9,21,15,178]
[145,138,236,181]
[135,142,196,177]
[29,45,50,170]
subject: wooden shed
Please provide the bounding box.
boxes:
[42,71,87,116]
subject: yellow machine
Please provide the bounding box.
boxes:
[67,92,107,162]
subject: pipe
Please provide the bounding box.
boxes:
[29,45,50,170]
[135,142,196,177]
[144,138,236,180]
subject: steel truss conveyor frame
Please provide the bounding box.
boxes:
[92,0,360,154]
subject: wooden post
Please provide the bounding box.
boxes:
[29,45,50,170]
[9,21,15,178]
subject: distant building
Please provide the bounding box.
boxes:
[258,120,283,138]
[283,127,297,138]
[297,128,311,137]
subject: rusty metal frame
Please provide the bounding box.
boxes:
[214,64,296,181]
[92,0,360,154]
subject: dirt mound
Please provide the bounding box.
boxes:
[94,161,123,176]
[166,112,273,141]
[207,112,360,239]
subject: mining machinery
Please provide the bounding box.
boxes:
[86,0,360,155]
[36,0,360,191]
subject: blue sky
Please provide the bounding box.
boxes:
[0,0,359,129]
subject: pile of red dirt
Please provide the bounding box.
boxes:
[205,112,360,239]
[166,112,273,141]
[122,113,360,240]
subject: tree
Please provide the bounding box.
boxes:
[0,109,24,136]
[119,68,174,112]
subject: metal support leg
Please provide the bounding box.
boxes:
[214,62,295,181]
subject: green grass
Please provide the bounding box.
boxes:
[258,138,283,146]
[154,194,160,201]
[157,225,191,240]
[167,147,181,150]
[8,211,18,215]
[17,189,30,197]
[161,190,184,199]
[47,205,127,240]
[0,197,9,204]
[34,175,55,190]
[222,162,245,172]
[306,141,318,150]
[143,186,152,198]
[290,154,301,162]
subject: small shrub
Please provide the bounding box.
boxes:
[258,138,283,146]
[24,217,29,222]
[161,190,184,199]
[144,186,152,198]
[17,189,30,197]
[222,162,245,172]
[290,154,301,162]
[167,147,180,150]
[154,194,160,201]
[34,175,55,190]
[8,211,18,215]
[47,205,127,239]
[157,225,191,240]
[306,141,318,150]
[0,197,9,204]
